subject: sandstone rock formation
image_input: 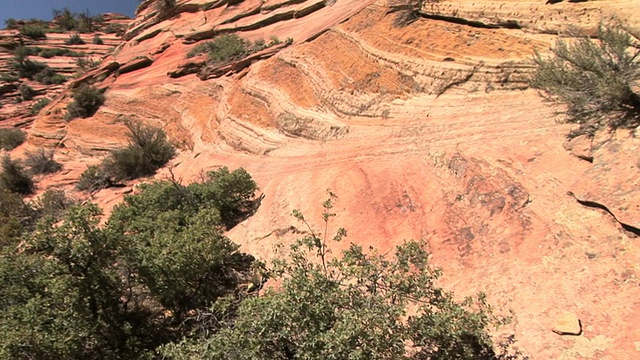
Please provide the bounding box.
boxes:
[2,0,640,358]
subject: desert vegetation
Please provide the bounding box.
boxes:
[0,128,26,151]
[531,24,640,137]
[65,84,105,119]
[0,173,523,359]
[0,155,34,195]
[77,120,175,191]
[11,46,67,85]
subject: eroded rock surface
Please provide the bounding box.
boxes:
[2,1,640,359]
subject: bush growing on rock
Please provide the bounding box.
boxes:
[0,128,26,151]
[24,148,62,175]
[102,120,176,181]
[18,84,36,101]
[92,34,104,45]
[66,84,105,119]
[531,24,640,137]
[19,24,47,39]
[76,165,111,192]
[0,155,34,195]
[65,33,85,45]
[187,34,250,62]
[30,98,51,115]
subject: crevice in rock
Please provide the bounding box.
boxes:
[417,13,522,30]
[568,192,640,236]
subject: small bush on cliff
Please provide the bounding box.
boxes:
[19,24,47,40]
[31,98,51,115]
[156,0,177,20]
[92,34,104,45]
[65,33,85,45]
[531,24,640,137]
[18,84,36,101]
[0,155,34,195]
[24,148,62,175]
[76,165,111,192]
[102,121,176,181]
[187,34,250,63]
[66,84,105,120]
[0,128,26,151]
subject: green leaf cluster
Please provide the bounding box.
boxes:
[0,168,260,359]
[531,23,640,137]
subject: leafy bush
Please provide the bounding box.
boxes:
[33,68,67,85]
[66,84,105,119]
[76,165,111,192]
[30,98,51,115]
[0,155,34,195]
[0,128,26,150]
[65,33,85,45]
[18,84,36,101]
[24,148,62,175]
[31,189,76,220]
[161,193,522,360]
[531,24,640,137]
[92,34,104,45]
[102,121,176,181]
[39,47,84,58]
[19,24,47,40]
[4,18,18,30]
[187,34,250,62]
[156,0,177,20]
[75,56,100,72]
[53,8,76,31]
[0,72,19,82]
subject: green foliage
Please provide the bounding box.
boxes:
[162,192,522,360]
[24,148,62,175]
[75,56,100,73]
[18,84,36,101]
[76,165,111,192]
[19,24,47,40]
[39,47,85,58]
[0,72,19,83]
[0,128,26,151]
[4,18,18,30]
[0,155,34,195]
[0,169,260,358]
[156,0,177,20]
[92,34,104,45]
[53,8,77,31]
[33,68,67,85]
[31,189,76,220]
[0,187,32,246]
[531,24,640,137]
[66,84,105,119]
[101,121,176,181]
[65,33,86,45]
[30,98,51,115]
[187,34,250,62]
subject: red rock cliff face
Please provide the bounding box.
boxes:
[4,1,640,358]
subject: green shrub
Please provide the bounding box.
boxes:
[0,128,26,151]
[39,48,85,58]
[30,98,51,115]
[187,34,249,61]
[65,33,85,45]
[31,189,76,219]
[19,25,47,40]
[531,24,640,137]
[53,8,77,31]
[0,155,34,195]
[92,34,104,45]
[24,148,62,175]
[33,67,67,85]
[0,72,19,82]
[18,84,36,101]
[76,165,111,192]
[102,121,176,181]
[66,84,105,119]
[156,0,177,19]
[4,18,18,30]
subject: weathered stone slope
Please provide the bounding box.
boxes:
[4,0,640,359]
